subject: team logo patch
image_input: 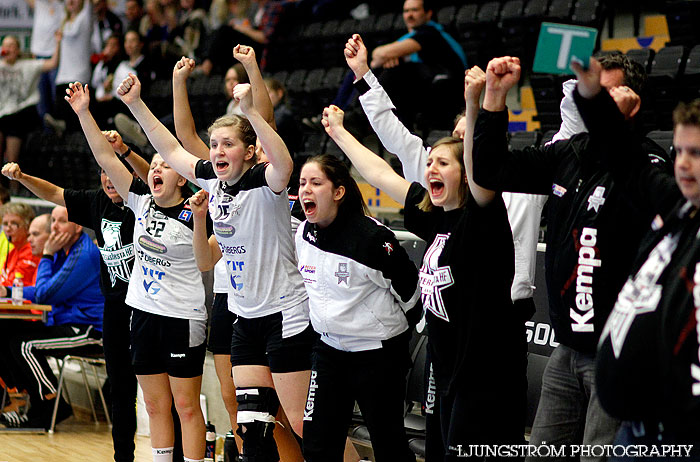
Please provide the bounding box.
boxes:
[587,186,606,212]
[138,235,168,254]
[178,210,192,222]
[230,274,243,291]
[552,184,567,197]
[383,242,393,255]
[214,222,236,237]
[306,231,317,243]
[335,263,350,285]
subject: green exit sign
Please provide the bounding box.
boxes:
[533,22,598,75]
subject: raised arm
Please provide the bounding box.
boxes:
[1,163,66,206]
[117,73,200,182]
[235,84,292,193]
[172,57,210,160]
[42,30,62,72]
[64,82,133,200]
[346,34,427,185]
[190,189,222,271]
[233,44,275,129]
[463,66,495,207]
[322,105,410,205]
[103,130,150,181]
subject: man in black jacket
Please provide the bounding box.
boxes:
[472,53,670,460]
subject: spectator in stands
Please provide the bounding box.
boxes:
[113,31,156,149]
[91,0,125,56]
[331,0,466,131]
[0,203,41,291]
[198,0,285,75]
[0,34,61,164]
[208,0,255,32]
[172,0,208,60]
[2,134,155,461]
[225,62,249,115]
[46,0,93,136]
[471,55,670,462]
[264,77,302,156]
[22,0,65,122]
[90,34,126,127]
[143,0,180,77]
[0,205,104,430]
[125,0,150,36]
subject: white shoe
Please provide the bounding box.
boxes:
[43,114,66,138]
[115,113,148,150]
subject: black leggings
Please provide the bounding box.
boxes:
[302,333,415,462]
[102,297,138,462]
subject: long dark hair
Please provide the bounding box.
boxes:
[303,154,369,218]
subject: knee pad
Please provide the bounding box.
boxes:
[235,387,280,462]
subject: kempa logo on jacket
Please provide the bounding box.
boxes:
[570,227,600,332]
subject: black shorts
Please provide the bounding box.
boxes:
[0,105,40,139]
[130,309,207,378]
[207,293,237,355]
[230,310,316,373]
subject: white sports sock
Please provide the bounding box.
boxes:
[152,447,174,462]
[183,458,204,462]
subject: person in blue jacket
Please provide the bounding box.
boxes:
[2,205,104,430]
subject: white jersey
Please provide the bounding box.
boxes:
[195,161,308,319]
[125,179,207,320]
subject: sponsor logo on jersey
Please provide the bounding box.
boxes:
[170,353,186,358]
[306,231,316,243]
[552,183,567,197]
[214,222,236,237]
[219,243,246,255]
[137,250,171,267]
[178,210,192,222]
[335,263,350,285]
[570,227,600,333]
[300,264,316,283]
[587,185,606,212]
[143,280,161,295]
[138,235,168,254]
[303,371,318,421]
[600,233,678,357]
[230,274,243,291]
[151,210,167,220]
[420,234,453,322]
[289,194,298,211]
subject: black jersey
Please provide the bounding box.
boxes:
[404,183,521,396]
[473,105,671,354]
[64,188,135,300]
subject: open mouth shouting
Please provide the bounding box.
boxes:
[302,198,317,218]
[429,178,445,199]
[152,175,164,192]
[215,160,229,174]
